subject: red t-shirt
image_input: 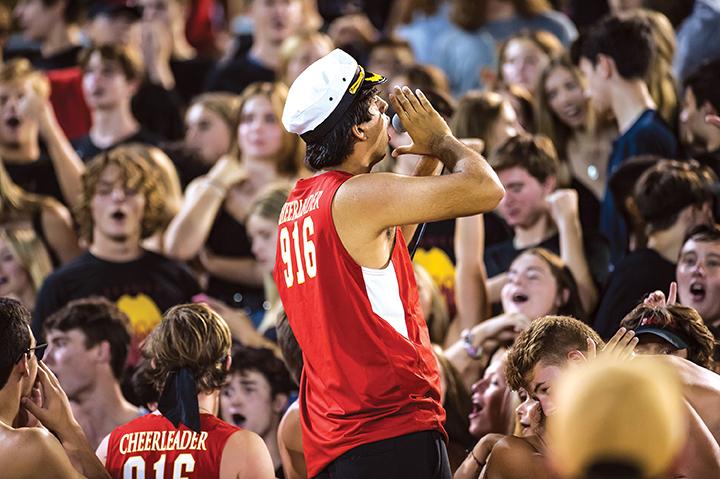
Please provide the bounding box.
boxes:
[46,67,91,141]
[273,171,446,477]
[105,413,239,479]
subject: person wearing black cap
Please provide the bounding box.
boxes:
[593,159,715,339]
[621,302,717,370]
[97,303,275,478]
[274,48,504,478]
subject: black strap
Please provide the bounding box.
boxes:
[157,367,201,433]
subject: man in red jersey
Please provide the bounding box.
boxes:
[275,48,505,478]
[96,303,274,479]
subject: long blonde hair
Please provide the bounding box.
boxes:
[534,56,591,159]
[0,227,52,292]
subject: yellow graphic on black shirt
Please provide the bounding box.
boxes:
[413,247,456,315]
[116,293,163,336]
[414,247,455,292]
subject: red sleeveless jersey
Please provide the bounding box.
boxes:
[273,171,446,477]
[105,413,239,479]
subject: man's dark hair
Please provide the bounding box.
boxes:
[684,223,720,245]
[488,133,559,183]
[634,159,716,234]
[44,297,131,380]
[276,312,303,386]
[0,298,32,389]
[41,0,85,24]
[683,59,720,114]
[79,44,144,82]
[229,345,294,398]
[579,15,654,80]
[304,87,377,171]
[131,359,160,408]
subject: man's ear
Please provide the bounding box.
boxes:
[15,355,31,380]
[566,350,586,363]
[128,79,141,97]
[598,54,614,79]
[96,340,112,364]
[272,393,289,414]
[351,125,366,141]
[543,175,557,195]
[701,100,718,116]
[555,288,570,309]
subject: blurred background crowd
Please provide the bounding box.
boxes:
[1,0,720,477]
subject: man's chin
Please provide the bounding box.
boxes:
[103,232,131,243]
[0,139,22,150]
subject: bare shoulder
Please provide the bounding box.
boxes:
[225,428,263,448]
[41,198,73,225]
[221,430,275,479]
[659,355,720,388]
[493,435,540,456]
[485,436,548,479]
[0,428,69,478]
[334,172,398,206]
[278,402,302,451]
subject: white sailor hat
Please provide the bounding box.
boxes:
[282,49,386,143]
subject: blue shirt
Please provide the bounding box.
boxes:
[600,109,678,267]
[396,2,453,65]
[674,0,720,83]
[484,11,578,46]
[434,26,497,96]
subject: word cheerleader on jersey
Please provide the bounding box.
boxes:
[273,170,447,477]
[105,413,239,478]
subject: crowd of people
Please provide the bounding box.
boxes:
[1,0,720,478]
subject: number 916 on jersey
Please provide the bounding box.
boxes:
[279,216,317,288]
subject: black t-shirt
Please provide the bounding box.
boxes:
[131,81,185,141]
[206,208,265,319]
[693,149,720,179]
[484,232,610,287]
[4,147,65,203]
[205,53,275,94]
[571,177,601,235]
[484,212,514,248]
[29,45,83,70]
[593,248,676,340]
[162,143,212,188]
[170,57,216,105]
[412,219,458,318]
[72,128,161,162]
[33,250,200,359]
